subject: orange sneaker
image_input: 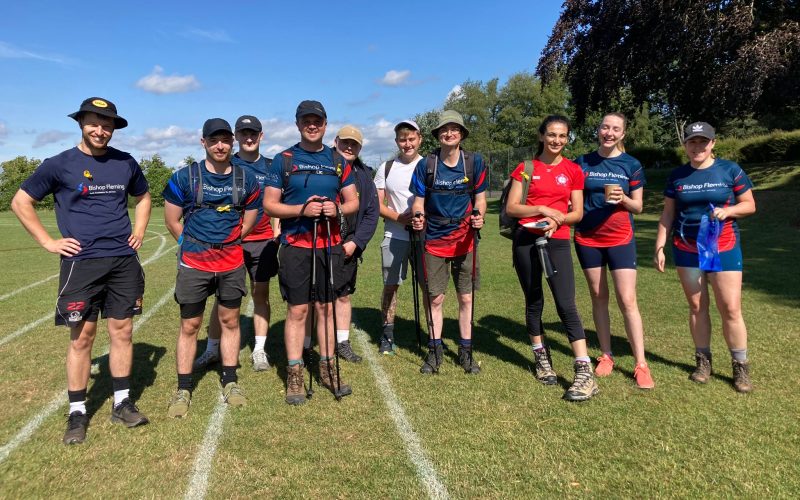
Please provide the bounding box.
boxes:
[634,362,655,389]
[595,353,615,377]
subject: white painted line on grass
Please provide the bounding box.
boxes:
[184,402,228,500]
[0,286,175,464]
[352,325,450,500]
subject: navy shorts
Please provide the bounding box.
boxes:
[673,243,743,271]
[574,239,637,270]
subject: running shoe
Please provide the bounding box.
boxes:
[63,411,89,445]
[633,363,655,389]
[221,382,247,407]
[111,398,149,427]
[595,353,615,377]
[193,349,220,372]
[251,349,271,371]
[167,389,191,418]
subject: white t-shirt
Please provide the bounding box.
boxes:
[374,155,421,240]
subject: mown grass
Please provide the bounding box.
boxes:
[0,163,798,498]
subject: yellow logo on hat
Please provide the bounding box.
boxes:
[83,170,93,181]
[92,99,108,108]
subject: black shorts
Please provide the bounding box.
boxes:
[278,244,345,305]
[338,253,358,297]
[243,239,279,282]
[174,265,247,318]
[55,255,145,327]
[574,239,637,270]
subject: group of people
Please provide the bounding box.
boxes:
[10,96,756,446]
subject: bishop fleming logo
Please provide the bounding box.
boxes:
[556,173,568,186]
[76,183,89,196]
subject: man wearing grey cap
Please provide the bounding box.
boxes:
[162,118,261,417]
[11,97,152,444]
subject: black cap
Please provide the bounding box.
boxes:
[683,122,715,142]
[68,97,128,129]
[295,100,327,120]
[235,115,262,132]
[202,118,233,138]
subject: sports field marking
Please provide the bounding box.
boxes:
[352,324,450,500]
[0,242,176,348]
[0,286,175,464]
[0,232,166,303]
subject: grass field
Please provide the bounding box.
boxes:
[0,164,798,498]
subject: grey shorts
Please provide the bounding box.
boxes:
[424,252,480,296]
[381,236,424,286]
[242,239,279,282]
[174,265,247,317]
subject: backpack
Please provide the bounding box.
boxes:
[280,149,344,191]
[499,159,534,239]
[424,149,475,193]
[383,159,394,180]
[181,160,247,249]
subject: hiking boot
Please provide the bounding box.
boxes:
[420,344,444,374]
[63,411,89,445]
[689,352,712,384]
[251,349,271,371]
[110,398,149,427]
[633,362,655,390]
[732,360,753,393]
[563,361,599,402]
[533,346,557,385]
[285,364,307,405]
[167,389,191,418]
[458,346,481,374]
[378,335,396,355]
[595,353,615,377]
[193,349,220,372]
[337,340,362,363]
[320,358,352,399]
[222,382,247,407]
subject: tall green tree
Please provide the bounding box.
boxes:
[140,154,173,207]
[0,156,48,211]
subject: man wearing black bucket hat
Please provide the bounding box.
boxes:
[11,97,152,445]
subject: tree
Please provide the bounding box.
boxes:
[412,109,441,156]
[140,154,173,207]
[0,156,48,211]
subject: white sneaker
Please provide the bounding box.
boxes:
[193,349,220,371]
[251,349,271,372]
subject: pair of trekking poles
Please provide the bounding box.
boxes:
[408,209,481,373]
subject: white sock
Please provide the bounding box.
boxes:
[206,338,220,354]
[254,336,267,351]
[114,389,130,407]
[532,343,544,351]
[337,330,350,343]
[69,400,86,415]
[303,336,312,349]
[576,356,591,364]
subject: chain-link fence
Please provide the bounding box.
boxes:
[480,146,537,199]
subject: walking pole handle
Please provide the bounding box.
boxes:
[471,209,482,239]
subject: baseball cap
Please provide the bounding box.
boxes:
[295,100,327,120]
[336,125,363,145]
[394,120,420,133]
[235,115,262,132]
[683,122,715,142]
[68,97,128,129]
[202,118,233,138]
[431,110,469,139]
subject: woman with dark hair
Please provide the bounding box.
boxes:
[505,115,597,401]
[654,121,756,393]
[574,112,654,389]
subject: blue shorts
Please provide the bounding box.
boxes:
[672,243,743,271]
[574,239,637,270]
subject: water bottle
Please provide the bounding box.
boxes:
[535,237,557,279]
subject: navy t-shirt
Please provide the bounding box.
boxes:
[20,147,149,261]
[264,144,354,248]
[162,161,260,272]
[233,154,275,241]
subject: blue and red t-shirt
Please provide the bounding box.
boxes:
[664,159,753,253]
[410,151,487,257]
[162,161,260,272]
[233,154,275,242]
[574,151,645,247]
[264,144,354,248]
[20,147,149,261]
[509,158,584,240]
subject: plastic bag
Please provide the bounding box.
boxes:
[696,204,721,272]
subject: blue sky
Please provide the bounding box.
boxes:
[0,1,562,168]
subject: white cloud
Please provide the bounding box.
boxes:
[183,29,234,43]
[447,85,463,101]
[0,41,69,64]
[379,69,411,87]
[136,66,200,94]
[33,130,72,148]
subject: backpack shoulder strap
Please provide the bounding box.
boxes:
[231,165,245,211]
[520,159,534,203]
[281,150,294,189]
[191,161,203,207]
[461,150,475,192]
[332,150,344,185]
[384,159,394,179]
[425,150,439,189]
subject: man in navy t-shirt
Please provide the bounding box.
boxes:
[163,118,260,418]
[263,100,359,405]
[12,97,152,445]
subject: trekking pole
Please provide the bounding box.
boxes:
[415,211,438,372]
[407,225,424,353]
[325,215,344,400]
[306,215,320,399]
[470,209,481,338]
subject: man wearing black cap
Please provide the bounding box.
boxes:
[11,97,152,444]
[193,115,279,373]
[263,100,360,404]
[162,118,261,418]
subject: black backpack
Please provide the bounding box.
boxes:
[499,160,534,239]
[181,160,247,249]
[424,149,475,194]
[280,149,345,191]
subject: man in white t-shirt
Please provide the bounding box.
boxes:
[373,120,426,354]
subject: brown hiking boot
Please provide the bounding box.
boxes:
[562,361,599,402]
[285,363,306,405]
[320,358,352,399]
[533,346,557,385]
[689,352,712,384]
[732,360,753,393]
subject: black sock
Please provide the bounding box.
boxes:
[177,373,193,391]
[68,389,87,403]
[111,377,130,393]
[221,366,238,386]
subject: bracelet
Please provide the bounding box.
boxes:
[656,246,664,253]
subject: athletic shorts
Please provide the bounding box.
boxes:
[673,243,743,272]
[425,252,480,297]
[277,244,345,305]
[574,239,637,270]
[381,236,425,286]
[55,255,144,327]
[242,239,279,282]
[174,265,247,318]
[338,252,357,297]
